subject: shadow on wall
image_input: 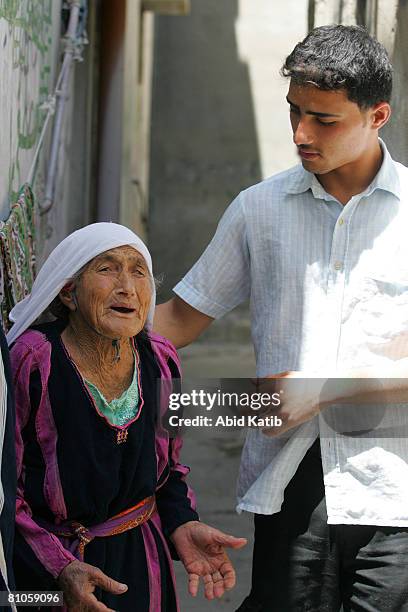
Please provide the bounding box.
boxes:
[149,0,261,299]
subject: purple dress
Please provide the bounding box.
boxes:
[11,322,198,611]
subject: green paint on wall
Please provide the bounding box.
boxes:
[0,0,55,203]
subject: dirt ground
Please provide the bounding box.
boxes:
[174,343,256,611]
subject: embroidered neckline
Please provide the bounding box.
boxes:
[58,335,145,436]
[84,353,140,426]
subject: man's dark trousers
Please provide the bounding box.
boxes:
[237,440,408,612]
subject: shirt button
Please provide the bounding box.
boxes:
[334,261,343,270]
[338,219,344,226]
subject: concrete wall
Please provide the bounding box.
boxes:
[149,0,261,301]
[96,0,155,240]
[149,0,308,305]
[0,0,99,264]
[39,1,98,260]
[96,0,126,225]
[0,0,60,218]
[0,0,155,268]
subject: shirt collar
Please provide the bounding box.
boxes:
[286,165,314,195]
[286,138,401,200]
[365,138,401,199]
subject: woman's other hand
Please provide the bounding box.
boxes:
[58,560,128,611]
[170,521,247,600]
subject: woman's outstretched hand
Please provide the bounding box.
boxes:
[58,560,128,611]
[170,521,247,600]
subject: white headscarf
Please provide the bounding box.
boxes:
[6,222,155,346]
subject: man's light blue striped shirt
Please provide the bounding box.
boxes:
[174,141,408,525]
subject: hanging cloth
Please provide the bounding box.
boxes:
[0,185,36,332]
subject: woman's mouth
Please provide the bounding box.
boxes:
[110,305,136,315]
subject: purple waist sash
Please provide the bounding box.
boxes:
[38,495,180,612]
[38,494,157,560]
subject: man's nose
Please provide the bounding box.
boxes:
[293,116,314,147]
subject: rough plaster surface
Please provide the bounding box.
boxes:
[149,0,307,308]
[0,0,56,218]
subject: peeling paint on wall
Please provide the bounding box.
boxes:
[0,0,56,216]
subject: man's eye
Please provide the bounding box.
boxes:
[318,119,336,126]
[98,267,111,272]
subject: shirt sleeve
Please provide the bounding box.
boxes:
[150,336,199,557]
[155,437,199,561]
[11,340,76,579]
[156,437,199,537]
[174,193,250,318]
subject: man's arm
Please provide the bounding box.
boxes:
[154,193,249,348]
[261,360,408,437]
[322,360,408,405]
[154,297,214,349]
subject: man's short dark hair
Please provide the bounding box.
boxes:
[281,25,392,108]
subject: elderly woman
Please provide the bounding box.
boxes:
[7,223,245,612]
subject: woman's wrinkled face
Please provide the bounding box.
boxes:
[68,245,152,339]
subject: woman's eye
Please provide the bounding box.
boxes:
[98,267,111,272]
[134,268,146,277]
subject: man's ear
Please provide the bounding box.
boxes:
[370,101,391,130]
[59,283,77,312]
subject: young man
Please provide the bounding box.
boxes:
[154,25,408,610]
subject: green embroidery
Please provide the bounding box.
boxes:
[85,358,140,427]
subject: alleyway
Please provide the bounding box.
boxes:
[174,342,256,610]
[164,1,309,607]
[161,1,308,607]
